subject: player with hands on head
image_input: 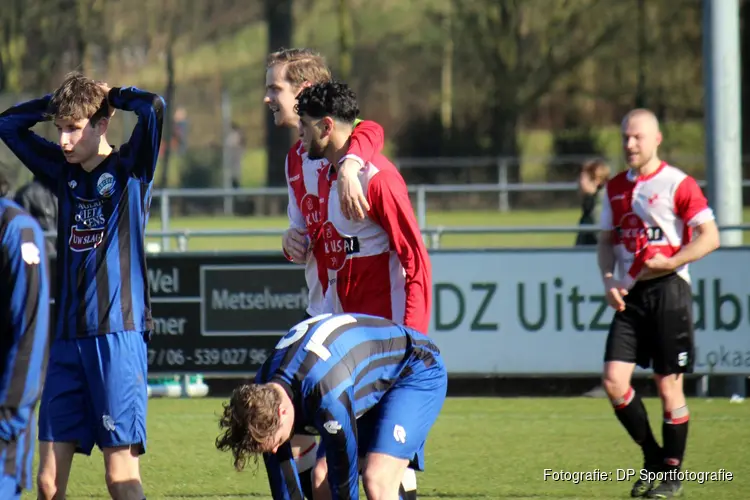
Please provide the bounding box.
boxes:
[0,71,165,500]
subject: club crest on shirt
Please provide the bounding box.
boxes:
[321,221,359,271]
[616,212,663,254]
[69,198,106,252]
[96,172,116,198]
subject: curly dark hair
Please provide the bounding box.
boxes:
[295,81,359,124]
[215,383,283,471]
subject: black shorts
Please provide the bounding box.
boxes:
[604,273,694,375]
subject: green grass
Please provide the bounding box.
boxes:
[145,209,750,252]
[35,397,749,499]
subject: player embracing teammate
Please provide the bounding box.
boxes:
[598,109,720,499]
[264,48,425,499]
[295,80,432,500]
[261,48,433,500]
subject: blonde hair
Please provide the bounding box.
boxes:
[266,48,332,88]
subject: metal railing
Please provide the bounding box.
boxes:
[43,223,750,253]
[148,180,750,250]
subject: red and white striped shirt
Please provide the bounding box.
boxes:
[600,161,715,286]
[284,121,384,317]
[316,154,432,333]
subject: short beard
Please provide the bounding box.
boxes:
[307,142,326,160]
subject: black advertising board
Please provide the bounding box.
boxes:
[49,253,307,375]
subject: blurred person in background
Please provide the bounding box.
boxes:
[14,176,58,256]
[575,158,611,246]
[226,122,244,189]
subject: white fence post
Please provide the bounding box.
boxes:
[497,157,509,212]
[416,185,427,229]
[160,191,170,251]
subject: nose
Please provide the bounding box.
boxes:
[263,93,272,104]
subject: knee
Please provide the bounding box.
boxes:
[105,476,143,500]
[311,458,328,488]
[655,376,685,408]
[362,466,400,500]
[311,459,331,500]
[601,373,628,399]
[104,460,142,499]
[36,471,57,500]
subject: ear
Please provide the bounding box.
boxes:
[294,81,313,97]
[655,131,663,147]
[93,117,110,137]
[321,117,335,138]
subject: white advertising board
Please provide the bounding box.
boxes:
[428,249,750,375]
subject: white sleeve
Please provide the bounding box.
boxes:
[599,189,613,230]
[285,154,306,231]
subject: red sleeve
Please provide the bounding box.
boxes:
[674,176,714,227]
[344,120,384,164]
[367,169,432,333]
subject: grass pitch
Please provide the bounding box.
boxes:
[37,397,748,499]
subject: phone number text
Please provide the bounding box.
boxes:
[147,348,269,367]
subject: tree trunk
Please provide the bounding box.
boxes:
[440,7,453,139]
[634,0,647,108]
[338,0,353,81]
[160,37,175,188]
[265,0,293,188]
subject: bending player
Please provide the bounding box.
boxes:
[598,108,719,498]
[216,313,447,500]
[0,72,165,500]
[0,198,51,500]
[265,47,385,498]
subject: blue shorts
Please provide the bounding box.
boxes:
[38,330,148,455]
[317,356,448,471]
[0,474,21,500]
